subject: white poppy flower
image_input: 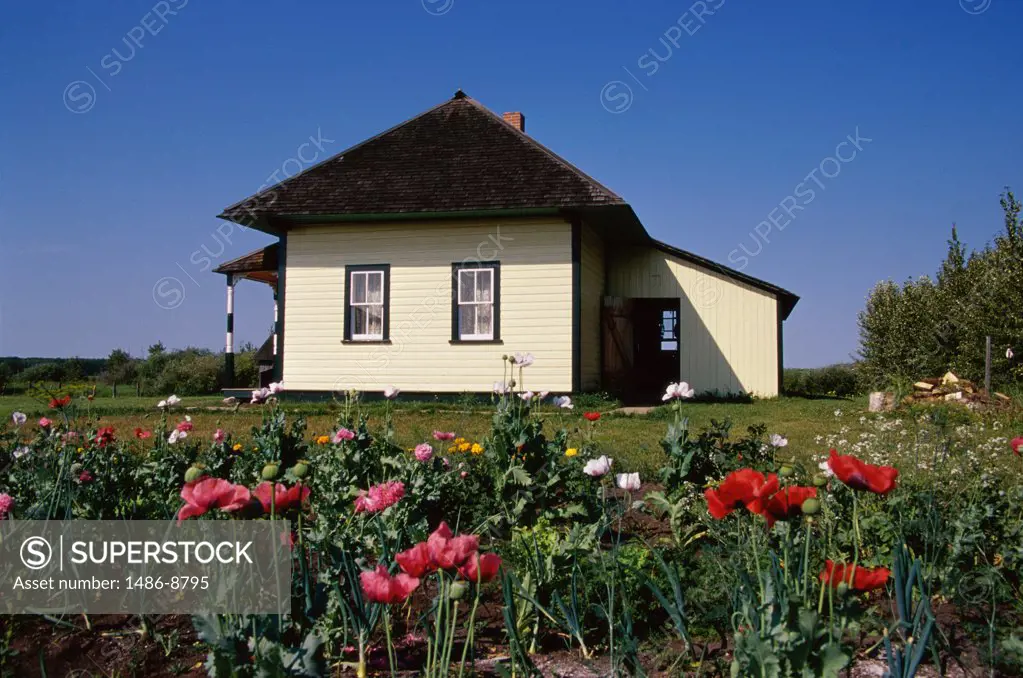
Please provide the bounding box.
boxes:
[1007,347,1015,360]
[383,386,400,399]
[512,352,535,367]
[519,391,534,401]
[268,382,285,395]
[769,434,788,448]
[662,382,695,401]
[11,412,26,427]
[493,382,512,395]
[168,429,188,444]
[583,455,613,477]
[552,395,573,409]
[13,446,30,459]
[616,472,641,490]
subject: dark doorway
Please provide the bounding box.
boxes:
[631,298,680,402]
[602,297,681,404]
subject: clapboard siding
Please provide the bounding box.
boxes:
[579,224,605,391]
[606,247,780,396]
[283,219,573,392]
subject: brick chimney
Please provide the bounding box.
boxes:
[503,112,526,132]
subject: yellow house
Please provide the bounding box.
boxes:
[213,91,798,402]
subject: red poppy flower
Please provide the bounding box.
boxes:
[134,428,152,440]
[78,470,94,484]
[827,449,898,494]
[49,395,72,409]
[583,412,601,422]
[762,486,817,526]
[175,421,194,433]
[253,482,310,514]
[360,564,420,605]
[704,469,779,519]
[177,478,252,522]
[458,552,502,583]
[427,522,480,570]
[396,542,436,578]
[1011,437,1023,456]
[819,560,891,592]
[94,427,116,448]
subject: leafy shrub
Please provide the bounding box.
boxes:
[784,364,863,397]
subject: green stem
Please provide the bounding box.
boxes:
[383,607,397,678]
[458,587,482,677]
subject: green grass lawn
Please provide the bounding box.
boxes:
[0,393,868,477]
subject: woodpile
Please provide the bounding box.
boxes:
[869,372,1013,412]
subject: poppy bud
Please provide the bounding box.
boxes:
[812,474,828,487]
[836,581,850,597]
[184,465,205,483]
[292,461,310,478]
[501,355,509,361]
[448,581,468,600]
[508,379,516,388]
[70,463,83,475]
[779,465,794,478]
[261,463,279,481]
[801,498,821,515]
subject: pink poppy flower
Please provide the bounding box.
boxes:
[95,427,116,448]
[213,429,226,444]
[254,482,310,514]
[360,564,419,604]
[458,552,502,583]
[395,542,436,578]
[427,522,479,570]
[433,431,456,441]
[176,420,194,433]
[333,428,356,443]
[354,481,405,513]
[414,443,434,462]
[0,493,13,519]
[38,417,52,428]
[177,478,251,522]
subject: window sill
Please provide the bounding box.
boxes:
[342,339,392,345]
[449,339,503,345]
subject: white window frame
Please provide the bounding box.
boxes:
[456,267,495,341]
[349,269,385,341]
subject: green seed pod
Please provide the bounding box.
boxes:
[261,463,279,481]
[801,497,821,515]
[836,581,850,597]
[812,474,829,487]
[448,581,468,600]
[779,465,795,478]
[501,355,509,361]
[184,466,205,483]
[70,463,83,475]
[292,461,310,479]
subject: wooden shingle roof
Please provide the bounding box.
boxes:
[218,91,624,223]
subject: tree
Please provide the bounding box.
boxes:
[104,349,137,397]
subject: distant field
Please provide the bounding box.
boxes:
[0,393,878,477]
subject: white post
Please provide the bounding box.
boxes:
[273,296,279,356]
[225,275,235,384]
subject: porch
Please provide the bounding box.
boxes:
[213,243,281,391]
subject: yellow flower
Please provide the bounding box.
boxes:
[994,553,1004,568]
[77,447,84,453]
[458,443,470,453]
[470,443,484,455]
[448,445,457,453]
[565,448,578,458]
[315,435,330,445]
[232,443,243,452]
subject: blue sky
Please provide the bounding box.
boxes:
[1,0,1020,367]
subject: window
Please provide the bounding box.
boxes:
[451,262,500,342]
[344,265,390,342]
[660,309,678,351]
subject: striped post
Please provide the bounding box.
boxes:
[273,292,279,356]
[225,275,235,385]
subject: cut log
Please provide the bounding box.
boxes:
[941,371,959,385]
[944,391,963,401]
[913,382,935,391]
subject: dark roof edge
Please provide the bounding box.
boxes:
[650,239,800,319]
[212,242,280,275]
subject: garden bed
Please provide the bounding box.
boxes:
[1,363,1021,676]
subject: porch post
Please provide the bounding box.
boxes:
[273,291,279,356]
[225,274,235,385]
